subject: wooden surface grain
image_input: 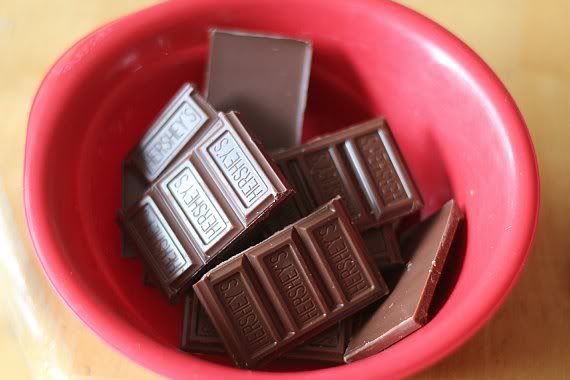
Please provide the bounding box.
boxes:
[0,0,568,378]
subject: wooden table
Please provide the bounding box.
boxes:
[0,0,567,378]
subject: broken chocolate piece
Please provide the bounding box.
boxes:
[206,29,312,150]
[193,197,388,368]
[121,83,217,258]
[121,164,147,258]
[344,200,462,362]
[273,118,423,230]
[181,293,349,363]
[126,83,218,183]
[362,224,404,269]
[120,112,292,301]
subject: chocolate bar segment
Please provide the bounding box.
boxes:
[142,268,158,288]
[344,200,462,363]
[206,29,312,150]
[273,118,422,229]
[121,164,147,258]
[267,176,403,272]
[122,83,217,258]
[362,225,404,269]
[120,112,292,301]
[181,293,349,362]
[193,197,388,368]
[182,294,225,354]
[126,83,218,182]
[283,320,351,363]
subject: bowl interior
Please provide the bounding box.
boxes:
[25,0,537,378]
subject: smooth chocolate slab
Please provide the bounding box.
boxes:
[120,112,292,301]
[362,224,404,269]
[193,197,388,368]
[181,293,350,363]
[344,200,462,363]
[273,118,423,230]
[206,29,312,150]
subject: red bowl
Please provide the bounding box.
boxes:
[24,0,539,378]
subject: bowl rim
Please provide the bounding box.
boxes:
[24,0,540,378]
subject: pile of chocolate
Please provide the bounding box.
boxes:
[119,30,462,369]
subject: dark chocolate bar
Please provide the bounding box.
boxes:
[344,200,462,362]
[206,29,312,150]
[181,293,350,363]
[273,118,422,230]
[120,112,293,301]
[362,225,404,269]
[193,197,388,368]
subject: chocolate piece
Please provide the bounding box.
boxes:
[267,200,403,272]
[362,225,404,269]
[126,83,218,183]
[206,29,312,150]
[283,320,351,363]
[182,294,225,354]
[273,118,422,230]
[122,83,217,258]
[121,164,147,258]
[181,293,349,363]
[193,197,388,368]
[120,112,292,301]
[142,268,158,288]
[344,200,462,363]
[262,196,305,237]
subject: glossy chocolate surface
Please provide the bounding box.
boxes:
[206,29,312,150]
[121,112,292,301]
[193,197,387,368]
[181,293,350,363]
[273,118,423,230]
[344,200,462,363]
[126,83,218,182]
